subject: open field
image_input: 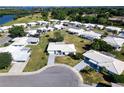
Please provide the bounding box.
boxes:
[4,13,43,26]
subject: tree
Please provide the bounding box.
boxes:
[68,52,83,60]
[48,32,64,42]
[0,52,12,69]
[53,32,64,42]
[91,39,113,52]
[112,30,117,35]
[98,17,108,25]
[9,26,26,37]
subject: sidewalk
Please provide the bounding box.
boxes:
[73,60,88,71]
[47,54,56,65]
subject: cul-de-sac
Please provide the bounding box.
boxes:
[0,7,124,87]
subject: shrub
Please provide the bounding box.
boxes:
[68,52,83,60]
[4,43,9,47]
[0,52,12,69]
[9,26,26,37]
[91,39,113,52]
[109,74,124,83]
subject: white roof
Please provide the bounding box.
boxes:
[27,22,37,25]
[37,21,49,24]
[47,42,76,52]
[11,47,30,62]
[68,28,85,35]
[118,32,124,38]
[106,26,122,32]
[0,26,12,30]
[26,30,38,35]
[50,19,60,22]
[81,31,101,39]
[11,37,28,46]
[70,21,82,25]
[61,20,70,23]
[54,24,64,29]
[13,23,27,27]
[96,24,105,29]
[83,23,96,28]
[27,37,39,43]
[83,50,124,75]
[103,36,124,47]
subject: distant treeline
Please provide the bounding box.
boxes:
[1,7,124,26]
[38,7,124,26]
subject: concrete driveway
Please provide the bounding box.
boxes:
[47,54,56,65]
[74,60,88,71]
[9,62,28,74]
[0,64,83,87]
[0,36,12,45]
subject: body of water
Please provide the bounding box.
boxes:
[0,15,16,25]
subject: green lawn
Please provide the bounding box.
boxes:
[23,32,53,72]
[111,46,124,61]
[4,13,43,26]
[55,56,80,67]
[63,31,91,53]
[80,66,110,85]
[55,31,91,67]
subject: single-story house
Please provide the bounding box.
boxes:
[96,24,105,30]
[103,36,124,51]
[13,23,27,28]
[27,37,39,45]
[37,27,48,33]
[37,27,54,33]
[27,22,38,27]
[83,23,96,30]
[61,20,70,24]
[80,31,101,40]
[83,50,124,75]
[11,37,28,47]
[69,21,82,27]
[105,26,123,33]
[11,47,31,62]
[54,24,64,30]
[118,32,124,38]
[0,45,31,62]
[0,26,12,32]
[68,28,84,35]
[37,21,49,26]
[26,30,39,37]
[47,42,76,55]
[50,19,60,22]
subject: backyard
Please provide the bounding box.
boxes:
[23,32,52,72]
[111,46,124,61]
[55,31,91,66]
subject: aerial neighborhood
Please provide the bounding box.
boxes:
[0,7,124,87]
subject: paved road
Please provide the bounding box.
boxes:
[47,54,56,65]
[9,62,28,73]
[0,64,83,87]
[0,36,12,45]
[73,60,88,71]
